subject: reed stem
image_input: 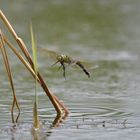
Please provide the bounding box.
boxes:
[0,30,20,123]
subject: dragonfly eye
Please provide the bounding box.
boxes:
[57,55,63,61]
[65,55,69,61]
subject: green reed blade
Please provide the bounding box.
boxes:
[30,23,40,129]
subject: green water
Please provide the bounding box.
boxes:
[0,0,140,139]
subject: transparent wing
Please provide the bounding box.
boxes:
[65,60,99,78]
[68,60,99,71]
[38,46,59,61]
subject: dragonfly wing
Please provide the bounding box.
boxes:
[38,46,59,61]
[70,60,99,70]
[67,60,99,77]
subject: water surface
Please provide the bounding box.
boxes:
[0,0,140,140]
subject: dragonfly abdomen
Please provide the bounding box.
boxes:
[76,61,90,78]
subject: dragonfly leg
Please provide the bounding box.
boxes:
[58,65,62,70]
[60,62,66,80]
[51,60,59,67]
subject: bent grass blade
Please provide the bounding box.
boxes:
[0,30,20,123]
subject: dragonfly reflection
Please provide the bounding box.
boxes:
[39,47,97,79]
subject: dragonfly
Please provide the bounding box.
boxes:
[38,47,98,79]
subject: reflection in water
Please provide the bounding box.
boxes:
[0,114,67,140]
[31,114,73,140]
[0,113,134,140]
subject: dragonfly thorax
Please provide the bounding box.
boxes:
[57,54,71,64]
